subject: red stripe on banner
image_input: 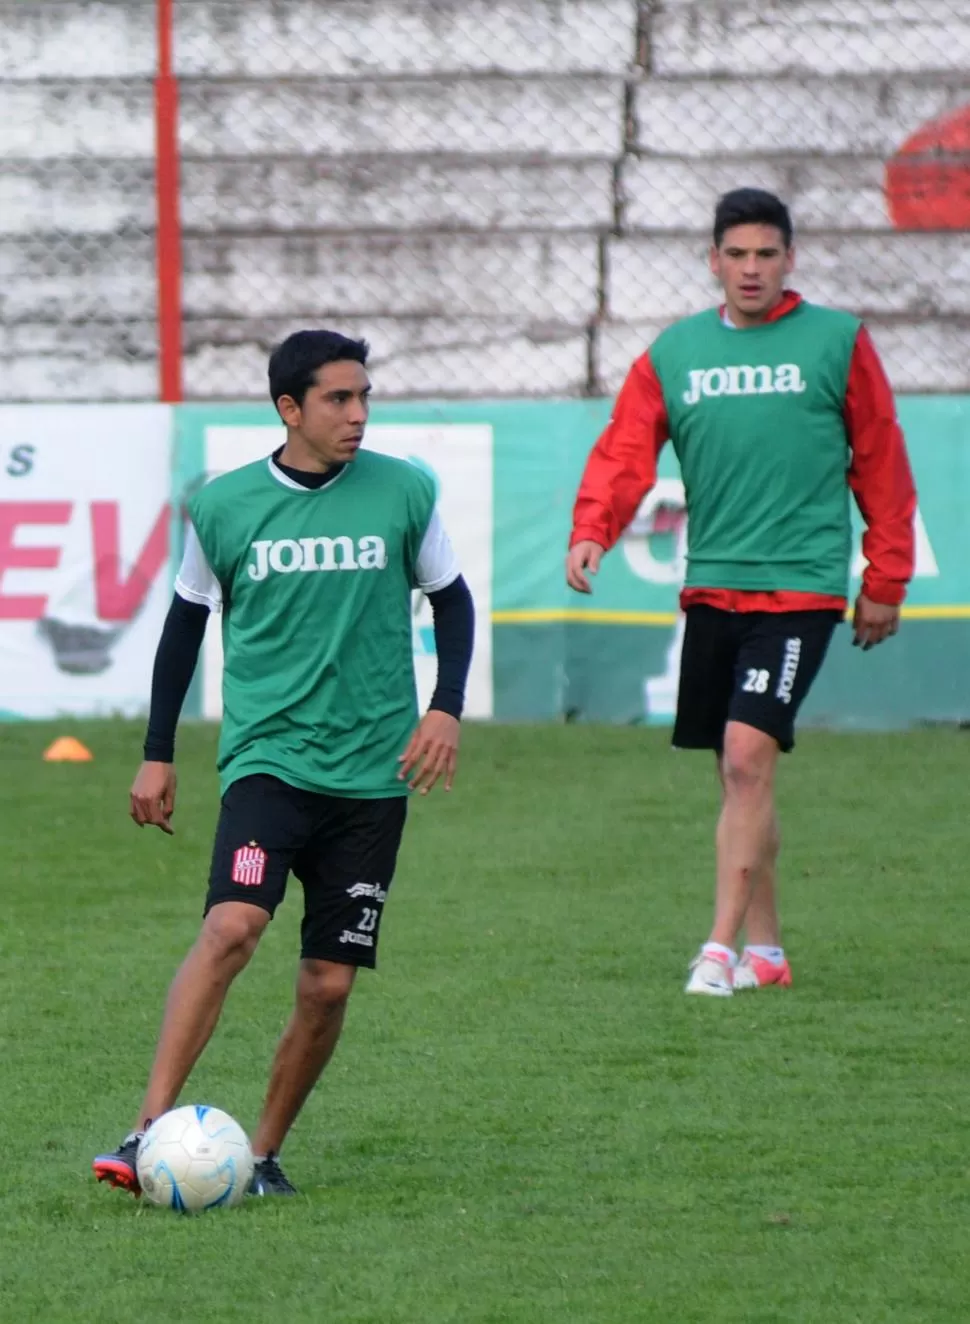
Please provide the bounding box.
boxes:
[154,0,183,402]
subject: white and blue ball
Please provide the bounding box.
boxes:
[136,1105,254,1213]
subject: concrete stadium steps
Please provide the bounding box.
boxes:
[0,77,624,160]
[9,72,966,165]
[177,77,625,158]
[650,1,970,76]
[0,234,156,321]
[0,230,598,321]
[1,156,614,235]
[0,0,155,80]
[0,151,916,239]
[180,233,601,321]
[178,159,615,233]
[633,77,970,156]
[0,83,153,158]
[174,0,636,77]
[0,162,154,236]
[0,0,636,79]
[0,318,158,400]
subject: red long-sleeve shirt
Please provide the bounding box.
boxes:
[571,293,917,611]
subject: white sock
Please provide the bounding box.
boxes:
[745,945,785,965]
[702,942,737,966]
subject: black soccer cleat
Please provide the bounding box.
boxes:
[248,1151,298,1197]
[92,1129,145,1196]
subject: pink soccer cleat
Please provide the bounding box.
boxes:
[733,952,792,990]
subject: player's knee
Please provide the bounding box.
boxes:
[722,753,763,795]
[722,725,776,795]
[297,961,356,1023]
[200,902,267,969]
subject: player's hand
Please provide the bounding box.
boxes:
[566,540,605,594]
[398,711,460,795]
[852,594,900,651]
[130,761,177,834]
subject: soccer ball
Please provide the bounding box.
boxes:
[136,1105,254,1213]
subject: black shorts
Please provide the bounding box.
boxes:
[204,775,408,968]
[672,606,842,754]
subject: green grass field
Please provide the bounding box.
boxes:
[2,720,969,1323]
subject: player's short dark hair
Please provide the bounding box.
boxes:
[713,188,794,249]
[268,330,370,408]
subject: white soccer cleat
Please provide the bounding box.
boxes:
[685,953,734,997]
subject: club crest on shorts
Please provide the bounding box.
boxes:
[231,841,267,887]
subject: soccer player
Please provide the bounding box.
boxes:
[566,189,916,997]
[93,330,475,1194]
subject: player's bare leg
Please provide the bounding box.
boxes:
[94,901,270,1192]
[713,763,781,947]
[741,808,781,946]
[715,748,782,947]
[709,722,779,950]
[250,959,357,1162]
[136,902,270,1128]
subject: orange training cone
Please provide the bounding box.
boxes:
[43,736,94,762]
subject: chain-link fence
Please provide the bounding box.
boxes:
[0,0,159,399]
[2,0,969,401]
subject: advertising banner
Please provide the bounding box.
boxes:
[1,397,966,730]
[0,406,172,719]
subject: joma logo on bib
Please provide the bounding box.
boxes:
[683,363,807,406]
[247,535,387,581]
